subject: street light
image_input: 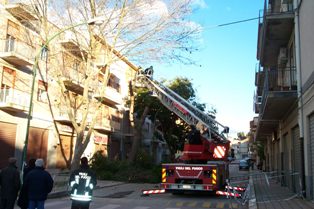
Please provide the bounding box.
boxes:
[20,16,106,172]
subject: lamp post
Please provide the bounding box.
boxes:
[20,16,105,172]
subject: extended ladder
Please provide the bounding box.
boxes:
[136,70,229,142]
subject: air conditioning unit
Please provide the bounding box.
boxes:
[278,47,288,64]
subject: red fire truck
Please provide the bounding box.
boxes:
[138,67,231,193]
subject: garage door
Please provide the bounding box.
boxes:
[292,126,302,193]
[27,127,48,163]
[56,135,74,169]
[310,114,314,200]
[0,122,16,168]
[282,134,289,187]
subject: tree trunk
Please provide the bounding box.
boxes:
[128,106,149,163]
[70,131,90,171]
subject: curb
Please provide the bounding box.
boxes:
[249,170,257,209]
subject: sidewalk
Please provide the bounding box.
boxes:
[249,170,314,209]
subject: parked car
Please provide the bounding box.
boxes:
[239,159,250,170]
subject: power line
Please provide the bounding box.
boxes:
[204,17,260,30]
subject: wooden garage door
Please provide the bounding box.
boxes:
[56,135,74,169]
[27,127,48,163]
[0,122,16,168]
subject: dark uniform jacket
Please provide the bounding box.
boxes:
[69,165,97,202]
[24,167,54,201]
[0,164,21,199]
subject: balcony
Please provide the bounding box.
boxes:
[94,87,122,107]
[62,68,85,95]
[0,39,35,66]
[254,66,297,140]
[5,2,38,21]
[54,108,113,133]
[60,34,87,59]
[257,1,294,67]
[94,118,112,133]
[0,88,30,112]
[253,93,262,114]
[250,117,258,133]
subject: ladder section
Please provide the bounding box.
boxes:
[136,74,228,141]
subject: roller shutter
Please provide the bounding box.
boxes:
[310,114,314,199]
[292,126,301,193]
[0,122,16,168]
[283,134,289,187]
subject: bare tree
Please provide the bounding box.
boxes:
[28,0,201,169]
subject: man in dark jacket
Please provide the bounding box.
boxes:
[0,157,21,209]
[69,157,97,209]
[23,159,53,209]
[18,158,37,209]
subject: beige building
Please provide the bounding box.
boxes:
[0,1,136,169]
[252,0,314,200]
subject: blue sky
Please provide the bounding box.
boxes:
[154,0,264,137]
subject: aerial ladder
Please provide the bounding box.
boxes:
[137,67,231,193]
[136,67,230,163]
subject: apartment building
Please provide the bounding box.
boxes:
[252,0,314,200]
[0,1,136,169]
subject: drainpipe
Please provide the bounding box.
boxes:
[294,0,306,197]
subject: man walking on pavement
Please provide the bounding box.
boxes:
[69,157,97,209]
[23,159,54,209]
[0,157,21,209]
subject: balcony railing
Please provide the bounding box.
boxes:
[264,66,297,92]
[266,2,293,14]
[0,39,35,66]
[54,108,112,131]
[258,65,297,116]
[0,88,30,111]
[62,67,85,85]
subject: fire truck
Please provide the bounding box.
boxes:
[137,67,231,193]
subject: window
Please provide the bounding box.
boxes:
[1,68,15,101]
[1,67,16,89]
[37,80,48,103]
[108,74,120,92]
[98,73,104,87]
[5,35,15,52]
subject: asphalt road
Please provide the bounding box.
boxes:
[16,162,250,209]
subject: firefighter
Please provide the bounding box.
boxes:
[187,125,201,145]
[69,157,97,209]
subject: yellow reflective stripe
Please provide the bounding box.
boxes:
[162,168,166,182]
[212,169,217,184]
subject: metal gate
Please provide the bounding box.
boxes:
[292,126,301,193]
[310,114,314,200]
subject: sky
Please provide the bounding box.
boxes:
[153,0,265,137]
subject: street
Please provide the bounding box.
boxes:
[19,163,249,209]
